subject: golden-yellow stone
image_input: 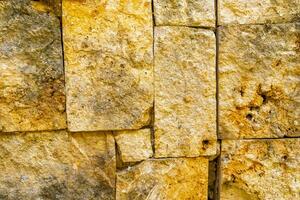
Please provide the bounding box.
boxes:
[154,0,215,27]
[117,157,208,200]
[221,139,300,200]
[0,0,66,132]
[114,129,153,163]
[154,26,217,157]
[0,131,116,199]
[219,23,300,139]
[63,0,153,131]
[219,0,300,25]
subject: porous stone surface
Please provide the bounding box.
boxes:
[115,129,153,163]
[219,0,300,25]
[116,157,208,200]
[154,26,217,157]
[220,139,300,200]
[0,0,66,132]
[219,23,300,139]
[154,0,215,27]
[0,131,116,199]
[63,0,153,131]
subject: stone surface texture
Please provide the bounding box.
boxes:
[154,26,217,157]
[0,0,66,132]
[0,131,116,199]
[219,0,300,25]
[63,0,153,131]
[154,0,215,27]
[117,157,208,200]
[220,139,300,200]
[115,129,153,163]
[219,23,300,139]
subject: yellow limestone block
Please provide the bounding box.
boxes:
[117,157,208,200]
[219,23,300,139]
[154,26,217,157]
[115,129,153,163]
[221,139,300,200]
[0,131,116,199]
[219,0,300,25]
[154,0,215,27]
[63,0,153,131]
[0,0,66,132]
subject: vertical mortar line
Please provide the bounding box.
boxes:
[60,0,68,130]
[151,0,156,157]
[215,0,222,200]
[215,142,222,200]
[215,0,219,139]
[113,132,118,200]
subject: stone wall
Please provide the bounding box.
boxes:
[0,0,299,199]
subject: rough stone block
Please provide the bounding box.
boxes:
[63,0,153,131]
[0,131,116,199]
[154,0,215,27]
[116,157,208,200]
[219,0,300,25]
[154,26,217,157]
[219,23,300,139]
[0,0,66,132]
[220,139,300,200]
[114,129,153,163]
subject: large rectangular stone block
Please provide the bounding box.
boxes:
[63,0,153,131]
[116,157,208,200]
[154,26,217,157]
[219,23,300,139]
[219,0,300,25]
[0,131,116,199]
[220,139,300,200]
[0,0,66,132]
[154,0,215,27]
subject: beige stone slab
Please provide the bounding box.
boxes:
[154,26,217,157]
[154,0,215,27]
[0,0,66,132]
[219,0,300,25]
[0,131,116,199]
[220,139,300,200]
[63,0,153,131]
[219,23,300,139]
[116,157,208,200]
[114,129,153,163]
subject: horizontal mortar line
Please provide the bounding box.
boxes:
[154,24,215,30]
[0,128,68,134]
[217,21,299,27]
[220,136,300,141]
[152,155,218,159]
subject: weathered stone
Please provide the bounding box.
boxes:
[115,129,153,163]
[220,139,300,200]
[219,0,300,25]
[0,0,66,132]
[154,0,215,27]
[31,0,62,16]
[0,131,116,199]
[117,157,208,200]
[154,26,217,157]
[219,23,300,139]
[63,0,153,131]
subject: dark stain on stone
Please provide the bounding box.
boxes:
[40,180,67,200]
